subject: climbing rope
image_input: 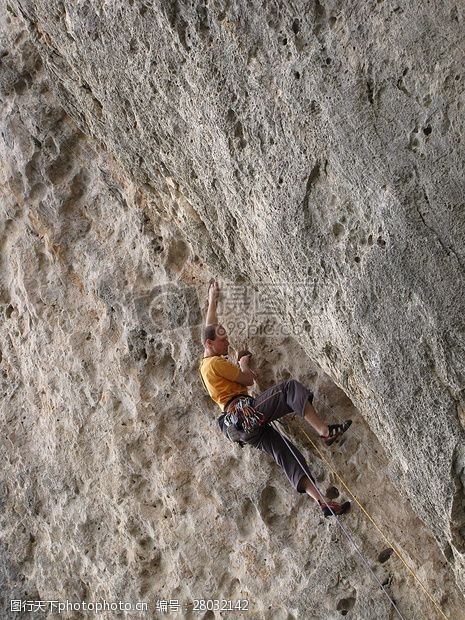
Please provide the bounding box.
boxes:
[272,420,449,620]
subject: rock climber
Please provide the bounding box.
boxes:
[199,279,352,518]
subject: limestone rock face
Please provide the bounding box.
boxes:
[1,0,465,618]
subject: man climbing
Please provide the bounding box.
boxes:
[199,279,353,518]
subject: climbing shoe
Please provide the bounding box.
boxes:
[321,420,352,446]
[319,499,351,518]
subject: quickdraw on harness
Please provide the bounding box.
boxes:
[224,396,266,433]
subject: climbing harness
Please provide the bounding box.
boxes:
[224,396,266,433]
[272,420,449,620]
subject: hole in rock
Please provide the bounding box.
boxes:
[326,486,339,499]
[337,596,356,615]
[378,548,394,563]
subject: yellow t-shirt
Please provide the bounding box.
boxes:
[199,355,248,411]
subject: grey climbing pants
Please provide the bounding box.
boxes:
[238,379,315,493]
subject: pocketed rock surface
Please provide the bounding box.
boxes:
[1,1,465,618]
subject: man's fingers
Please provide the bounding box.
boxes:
[207,279,219,298]
[239,354,252,367]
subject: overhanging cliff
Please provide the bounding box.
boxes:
[2,1,465,617]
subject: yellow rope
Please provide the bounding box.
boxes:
[298,425,449,620]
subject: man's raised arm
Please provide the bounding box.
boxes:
[205,279,220,326]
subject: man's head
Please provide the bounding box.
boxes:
[203,323,229,356]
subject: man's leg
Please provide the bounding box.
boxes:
[298,475,325,502]
[247,424,313,495]
[252,379,311,422]
[245,425,351,516]
[303,400,328,436]
[252,379,328,433]
[252,379,351,444]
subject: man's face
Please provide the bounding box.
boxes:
[210,324,229,355]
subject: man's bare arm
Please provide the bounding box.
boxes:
[206,279,219,325]
[237,353,255,386]
[235,368,255,386]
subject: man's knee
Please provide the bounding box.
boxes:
[286,378,300,388]
[286,379,314,405]
[286,378,305,393]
